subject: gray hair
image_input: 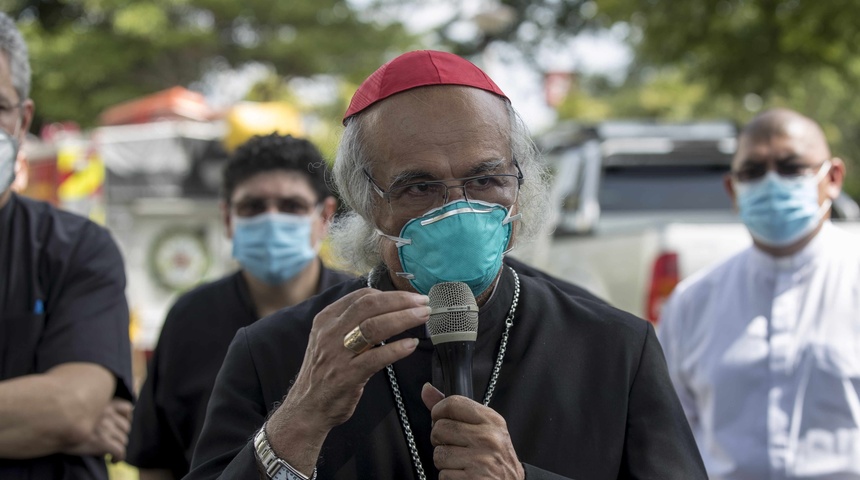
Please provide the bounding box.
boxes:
[0,13,31,102]
[330,99,551,274]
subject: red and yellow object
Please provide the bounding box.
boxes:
[223,102,304,152]
[56,140,106,225]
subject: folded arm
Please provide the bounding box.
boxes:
[0,362,116,458]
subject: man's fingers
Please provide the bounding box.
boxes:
[106,439,126,463]
[429,395,486,425]
[350,337,420,377]
[111,398,133,419]
[430,419,475,447]
[317,288,377,321]
[357,305,430,346]
[340,291,429,333]
[321,288,426,327]
[433,444,471,470]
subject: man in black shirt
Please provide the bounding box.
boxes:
[187,51,706,479]
[0,13,134,479]
[127,134,353,479]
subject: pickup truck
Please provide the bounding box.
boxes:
[517,120,860,322]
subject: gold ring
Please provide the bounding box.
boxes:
[343,325,372,354]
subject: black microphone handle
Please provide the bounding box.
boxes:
[434,340,475,400]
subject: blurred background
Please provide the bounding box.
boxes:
[4,0,860,476]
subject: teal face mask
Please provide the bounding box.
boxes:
[378,200,520,296]
[232,212,318,285]
[734,161,831,247]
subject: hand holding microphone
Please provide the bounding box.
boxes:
[424,282,525,479]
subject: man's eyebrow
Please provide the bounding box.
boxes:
[738,153,800,166]
[465,158,507,176]
[389,169,434,186]
[774,153,802,164]
[388,158,509,186]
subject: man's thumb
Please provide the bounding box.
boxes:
[421,382,445,411]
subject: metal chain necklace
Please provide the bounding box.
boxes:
[371,266,520,480]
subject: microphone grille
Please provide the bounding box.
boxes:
[427,282,478,343]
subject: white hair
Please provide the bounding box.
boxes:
[330,96,551,274]
[0,13,31,102]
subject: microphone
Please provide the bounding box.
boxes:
[427,282,479,399]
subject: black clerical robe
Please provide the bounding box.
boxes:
[187,266,706,479]
[127,265,353,478]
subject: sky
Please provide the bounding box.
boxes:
[482,27,633,132]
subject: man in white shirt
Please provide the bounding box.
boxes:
[659,107,860,479]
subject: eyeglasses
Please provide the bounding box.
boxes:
[364,160,524,218]
[232,196,319,218]
[732,160,829,183]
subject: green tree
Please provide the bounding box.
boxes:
[596,0,860,198]
[365,0,603,64]
[3,0,416,129]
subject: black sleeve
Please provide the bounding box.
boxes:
[39,222,133,400]
[126,349,187,474]
[186,328,267,479]
[619,323,707,478]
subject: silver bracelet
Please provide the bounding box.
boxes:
[253,421,318,480]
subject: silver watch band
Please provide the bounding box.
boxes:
[253,422,317,480]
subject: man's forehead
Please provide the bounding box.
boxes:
[233,170,316,194]
[735,132,824,164]
[363,86,511,179]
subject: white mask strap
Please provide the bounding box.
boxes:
[814,159,832,182]
[375,229,411,248]
[502,205,521,225]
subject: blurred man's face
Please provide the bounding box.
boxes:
[730,126,834,211]
[0,51,31,145]
[0,50,34,206]
[724,114,846,255]
[361,86,515,294]
[224,170,332,247]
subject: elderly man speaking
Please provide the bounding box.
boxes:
[186,51,705,480]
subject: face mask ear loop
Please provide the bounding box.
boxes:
[810,160,833,224]
[375,229,414,279]
[814,159,832,183]
[816,198,833,221]
[375,229,411,248]
[501,206,520,255]
[502,205,521,225]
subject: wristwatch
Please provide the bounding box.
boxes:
[253,423,318,480]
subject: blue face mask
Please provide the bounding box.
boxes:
[232,212,318,285]
[735,161,831,247]
[379,200,520,296]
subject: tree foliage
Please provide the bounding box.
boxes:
[600,0,860,97]
[594,0,860,197]
[363,0,605,65]
[3,0,416,129]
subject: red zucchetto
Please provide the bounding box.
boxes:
[342,50,509,125]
